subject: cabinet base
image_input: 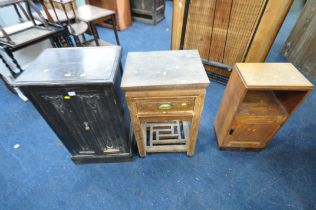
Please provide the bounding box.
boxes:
[71,153,133,164]
[217,146,263,152]
[132,16,165,25]
[214,123,264,151]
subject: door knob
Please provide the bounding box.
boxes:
[229,128,235,135]
[83,122,90,131]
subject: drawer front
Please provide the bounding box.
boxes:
[136,97,195,114]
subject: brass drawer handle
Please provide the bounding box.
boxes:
[159,103,172,110]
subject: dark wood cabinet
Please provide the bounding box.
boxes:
[131,0,166,25]
[15,47,132,163]
[85,0,132,30]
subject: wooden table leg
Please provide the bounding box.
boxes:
[111,14,120,46]
[126,99,146,157]
[187,91,206,156]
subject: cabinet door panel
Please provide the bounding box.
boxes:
[72,88,129,155]
[39,92,97,155]
[228,117,282,148]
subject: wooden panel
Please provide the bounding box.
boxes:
[245,0,294,62]
[171,0,185,50]
[274,90,311,115]
[236,63,314,90]
[183,0,216,59]
[228,117,283,148]
[237,91,288,117]
[223,0,266,65]
[208,0,233,63]
[171,0,293,78]
[214,67,247,146]
[282,0,316,81]
[24,86,132,162]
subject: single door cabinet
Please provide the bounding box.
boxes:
[214,63,313,149]
[15,47,132,163]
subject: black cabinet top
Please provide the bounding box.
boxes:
[121,50,210,90]
[15,46,121,86]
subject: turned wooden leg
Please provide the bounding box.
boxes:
[0,52,17,78]
[4,49,23,75]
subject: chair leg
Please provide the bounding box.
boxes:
[0,52,17,78]
[4,48,23,75]
[74,36,81,47]
[0,74,15,94]
[89,22,99,46]
[82,33,86,44]
[111,14,120,46]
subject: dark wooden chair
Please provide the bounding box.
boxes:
[48,0,88,46]
[0,0,71,95]
[0,0,71,74]
[37,1,120,46]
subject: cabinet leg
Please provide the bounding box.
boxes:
[187,92,206,156]
[126,99,146,157]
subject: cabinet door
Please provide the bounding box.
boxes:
[72,88,130,155]
[38,92,99,155]
[228,117,283,148]
[30,87,129,156]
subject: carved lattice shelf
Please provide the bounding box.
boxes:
[142,121,190,153]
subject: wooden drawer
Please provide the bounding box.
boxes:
[136,97,195,114]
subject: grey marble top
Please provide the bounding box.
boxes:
[121,50,210,90]
[15,46,121,86]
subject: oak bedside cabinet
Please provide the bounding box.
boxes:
[15,47,132,164]
[121,50,210,157]
[214,63,313,150]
